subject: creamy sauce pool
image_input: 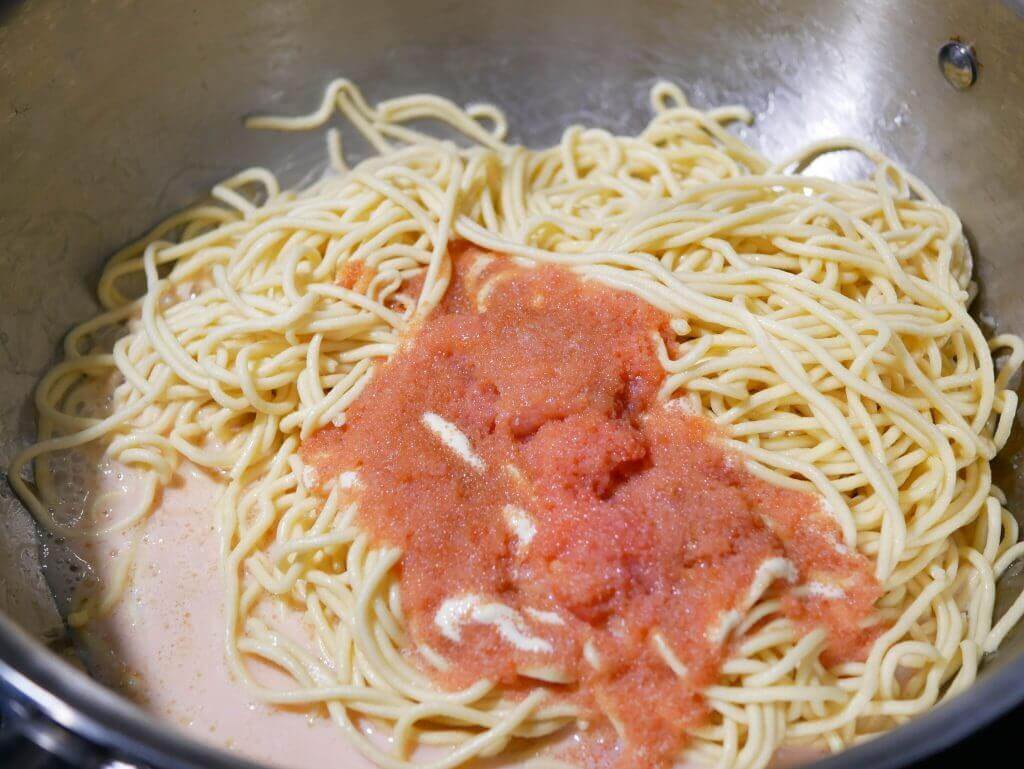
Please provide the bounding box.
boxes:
[302,245,880,767]
[71,464,382,769]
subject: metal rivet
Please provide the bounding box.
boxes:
[938,41,978,90]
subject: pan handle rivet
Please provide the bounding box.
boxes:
[938,40,978,90]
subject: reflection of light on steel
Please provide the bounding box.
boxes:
[734,2,924,182]
[800,148,878,184]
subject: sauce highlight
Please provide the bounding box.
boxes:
[302,244,880,767]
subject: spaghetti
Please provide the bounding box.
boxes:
[9,78,1024,769]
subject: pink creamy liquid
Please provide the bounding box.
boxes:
[71,461,380,769]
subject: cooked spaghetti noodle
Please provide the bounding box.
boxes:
[9,78,1024,768]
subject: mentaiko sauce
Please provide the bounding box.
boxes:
[302,244,879,767]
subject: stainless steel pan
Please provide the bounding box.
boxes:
[2,1,1024,766]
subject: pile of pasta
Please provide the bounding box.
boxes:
[11,79,1024,769]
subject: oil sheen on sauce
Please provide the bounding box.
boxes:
[302,244,881,767]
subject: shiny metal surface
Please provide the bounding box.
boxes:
[2,0,1024,767]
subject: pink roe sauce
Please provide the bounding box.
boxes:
[302,244,880,767]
